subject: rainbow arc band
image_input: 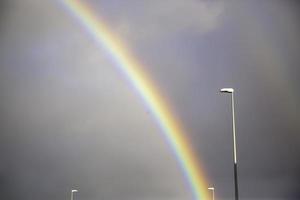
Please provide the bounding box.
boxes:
[60,0,210,199]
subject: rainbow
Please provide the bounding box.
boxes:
[60,0,210,199]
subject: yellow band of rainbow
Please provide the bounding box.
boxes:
[60,0,210,199]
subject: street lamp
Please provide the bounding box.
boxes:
[220,88,239,200]
[208,187,215,200]
[71,189,78,200]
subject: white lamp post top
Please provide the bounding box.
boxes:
[220,88,234,93]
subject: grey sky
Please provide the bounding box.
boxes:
[0,0,300,200]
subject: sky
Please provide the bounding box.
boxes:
[0,0,300,200]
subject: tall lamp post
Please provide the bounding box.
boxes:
[71,189,78,200]
[208,187,215,200]
[220,88,239,200]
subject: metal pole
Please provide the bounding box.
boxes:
[231,92,239,200]
[208,187,215,200]
[71,190,78,200]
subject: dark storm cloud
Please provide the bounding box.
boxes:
[0,0,9,26]
[1,0,300,200]
[110,0,300,199]
[0,1,194,200]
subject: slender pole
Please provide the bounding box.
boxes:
[208,187,215,200]
[71,190,78,200]
[231,92,239,200]
[220,88,239,200]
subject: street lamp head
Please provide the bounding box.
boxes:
[220,88,234,93]
[72,190,78,193]
[208,187,215,190]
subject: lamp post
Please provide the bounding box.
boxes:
[71,189,78,200]
[208,187,215,200]
[220,88,239,200]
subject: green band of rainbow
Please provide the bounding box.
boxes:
[60,0,210,199]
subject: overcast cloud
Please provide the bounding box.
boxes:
[0,0,300,200]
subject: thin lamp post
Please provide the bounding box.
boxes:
[71,189,78,200]
[220,88,239,200]
[208,187,215,200]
